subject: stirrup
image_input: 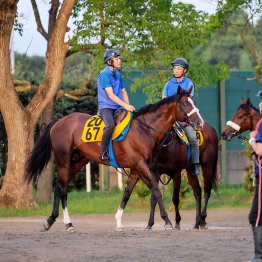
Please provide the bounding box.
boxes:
[100,150,109,161]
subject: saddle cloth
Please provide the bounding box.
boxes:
[173,122,204,146]
[81,111,132,143]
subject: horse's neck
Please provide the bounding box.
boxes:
[252,112,262,131]
[141,106,174,140]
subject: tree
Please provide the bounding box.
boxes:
[70,0,229,103]
[196,10,254,70]
[0,0,77,207]
[216,0,262,85]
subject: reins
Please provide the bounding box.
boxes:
[134,114,169,136]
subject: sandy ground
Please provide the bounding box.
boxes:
[0,209,254,262]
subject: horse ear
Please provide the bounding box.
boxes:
[240,98,244,105]
[246,97,251,107]
[187,86,193,95]
[177,86,182,95]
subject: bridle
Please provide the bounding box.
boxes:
[133,96,200,139]
[225,108,253,141]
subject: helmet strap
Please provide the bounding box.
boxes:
[107,58,118,69]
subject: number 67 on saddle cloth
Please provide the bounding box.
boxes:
[81,111,132,143]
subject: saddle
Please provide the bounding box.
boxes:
[81,109,132,143]
[114,108,127,124]
[173,122,203,146]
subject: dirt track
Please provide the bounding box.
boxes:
[0,209,253,262]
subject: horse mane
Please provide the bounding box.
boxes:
[133,90,189,117]
[238,103,260,113]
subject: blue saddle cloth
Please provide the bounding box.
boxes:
[108,113,133,168]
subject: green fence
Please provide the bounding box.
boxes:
[124,70,261,151]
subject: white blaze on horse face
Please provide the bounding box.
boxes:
[187,97,204,128]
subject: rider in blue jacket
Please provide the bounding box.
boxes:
[97,49,135,161]
[162,57,200,176]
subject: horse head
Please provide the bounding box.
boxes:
[175,86,204,130]
[221,98,261,141]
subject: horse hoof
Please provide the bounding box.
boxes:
[164,223,173,230]
[42,220,51,231]
[192,225,200,230]
[66,223,75,233]
[200,224,208,230]
[116,226,124,232]
[174,224,180,230]
[145,225,153,230]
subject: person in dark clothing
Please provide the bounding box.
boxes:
[248,90,262,262]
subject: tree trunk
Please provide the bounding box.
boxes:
[37,102,54,202]
[0,0,35,207]
[0,0,77,208]
[0,116,36,208]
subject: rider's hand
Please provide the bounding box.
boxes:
[125,104,136,112]
[250,131,257,139]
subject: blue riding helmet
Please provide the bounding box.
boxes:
[256,90,262,100]
[171,58,189,71]
[104,49,121,63]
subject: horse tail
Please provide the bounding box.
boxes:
[25,119,58,184]
[211,150,220,193]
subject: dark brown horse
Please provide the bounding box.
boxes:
[25,87,203,232]
[221,98,261,141]
[115,122,219,230]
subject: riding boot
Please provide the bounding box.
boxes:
[250,226,262,262]
[193,163,200,176]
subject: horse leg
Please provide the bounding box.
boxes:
[60,158,89,232]
[43,179,61,231]
[146,175,161,230]
[187,168,202,229]
[199,166,213,229]
[115,171,140,230]
[172,172,182,230]
[137,163,172,229]
[61,194,75,232]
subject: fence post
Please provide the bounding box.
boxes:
[220,80,227,184]
[86,163,91,192]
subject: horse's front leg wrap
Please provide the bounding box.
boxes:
[43,216,56,231]
[115,207,124,230]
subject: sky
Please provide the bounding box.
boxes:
[13,0,217,57]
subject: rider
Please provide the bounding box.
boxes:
[162,57,200,176]
[248,90,262,262]
[97,49,135,161]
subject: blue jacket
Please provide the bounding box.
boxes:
[162,75,195,97]
[97,66,124,109]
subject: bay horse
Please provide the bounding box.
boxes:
[25,87,203,232]
[221,98,261,141]
[115,121,219,230]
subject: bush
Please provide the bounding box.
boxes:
[134,181,150,202]
[243,164,254,195]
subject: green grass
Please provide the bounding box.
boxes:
[0,185,251,217]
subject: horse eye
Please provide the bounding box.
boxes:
[237,115,243,119]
